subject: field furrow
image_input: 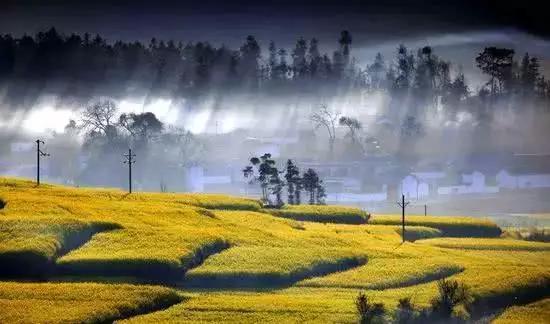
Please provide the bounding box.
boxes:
[1,178,549,323]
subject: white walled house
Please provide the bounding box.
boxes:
[401,175,430,200]
[412,171,446,181]
[186,166,204,192]
[327,192,387,203]
[185,165,233,193]
[409,171,446,198]
[438,171,499,195]
[462,171,486,190]
[496,154,550,190]
[497,169,550,189]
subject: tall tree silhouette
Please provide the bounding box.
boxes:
[310,104,340,155]
[302,168,320,205]
[476,47,515,96]
[284,159,301,205]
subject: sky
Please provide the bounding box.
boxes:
[1,0,548,45]
[1,0,549,134]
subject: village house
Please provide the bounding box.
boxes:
[438,171,499,195]
[496,154,550,189]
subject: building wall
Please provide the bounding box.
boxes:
[497,170,550,189]
[327,192,387,203]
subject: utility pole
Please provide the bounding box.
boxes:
[123,149,136,193]
[397,194,410,243]
[35,139,50,186]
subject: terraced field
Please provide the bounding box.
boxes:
[0,177,548,323]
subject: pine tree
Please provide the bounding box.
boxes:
[302,168,320,205]
[308,38,321,79]
[284,159,300,205]
[315,180,326,205]
[268,41,277,80]
[292,37,308,78]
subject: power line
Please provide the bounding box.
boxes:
[396,194,410,243]
[35,139,50,186]
[123,149,136,193]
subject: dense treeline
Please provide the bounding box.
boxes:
[0,28,360,102]
[1,28,549,122]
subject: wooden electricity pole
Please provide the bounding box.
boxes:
[397,194,410,243]
[123,149,136,193]
[35,139,50,186]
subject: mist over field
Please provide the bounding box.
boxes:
[1,2,550,225]
[1,2,550,324]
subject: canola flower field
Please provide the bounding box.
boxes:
[0,177,548,323]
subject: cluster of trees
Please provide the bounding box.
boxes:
[363,44,550,136]
[1,27,549,134]
[0,28,360,103]
[243,154,325,207]
[46,99,202,189]
[307,43,550,159]
[2,27,550,164]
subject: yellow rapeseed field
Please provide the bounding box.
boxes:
[492,298,550,324]
[0,177,549,323]
[371,214,502,237]
[0,281,181,323]
[416,237,550,251]
[264,204,369,224]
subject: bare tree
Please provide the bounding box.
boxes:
[80,99,119,138]
[310,104,340,154]
[339,116,362,144]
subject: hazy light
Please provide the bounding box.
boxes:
[185,109,212,133]
[117,97,179,127]
[22,106,77,134]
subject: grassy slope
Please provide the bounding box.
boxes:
[416,237,550,251]
[0,177,549,323]
[492,298,550,324]
[371,214,502,237]
[0,281,182,323]
[264,204,369,224]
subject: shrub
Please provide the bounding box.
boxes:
[395,297,415,324]
[501,227,550,242]
[524,228,550,242]
[356,292,385,324]
[430,279,472,319]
